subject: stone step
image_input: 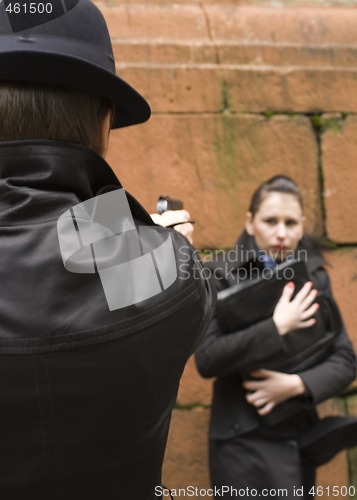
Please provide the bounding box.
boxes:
[98,0,357,4]
[98,2,357,47]
[112,40,357,67]
[115,64,357,114]
[97,2,357,113]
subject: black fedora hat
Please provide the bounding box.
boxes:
[0,0,151,128]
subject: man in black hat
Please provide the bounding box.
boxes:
[0,1,214,498]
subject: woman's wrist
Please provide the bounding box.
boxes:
[290,374,307,397]
[273,316,289,336]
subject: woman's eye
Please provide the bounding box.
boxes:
[264,218,277,225]
[286,219,298,226]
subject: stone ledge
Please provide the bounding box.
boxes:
[115,65,357,114]
[206,5,357,45]
[99,3,357,45]
[114,40,357,67]
[99,0,357,5]
[100,4,209,42]
[100,3,357,114]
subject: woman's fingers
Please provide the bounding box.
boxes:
[301,302,319,321]
[242,380,261,391]
[246,393,275,414]
[273,281,319,336]
[301,288,318,311]
[280,282,295,302]
[297,317,317,329]
[250,369,273,378]
[248,396,268,408]
[242,370,272,391]
[245,391,257,404]
[294,281,313,302]
[245,390,267,407]
[257,401,275,415]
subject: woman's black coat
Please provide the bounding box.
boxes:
[195,230,356,465]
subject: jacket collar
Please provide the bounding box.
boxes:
[0,140,153,225]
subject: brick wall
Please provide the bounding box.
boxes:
[100,1,357,497]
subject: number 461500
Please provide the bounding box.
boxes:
[5,3,53,14]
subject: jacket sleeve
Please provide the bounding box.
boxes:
[298,267,356,403]
[195,315,286,378]
[299,327,356,404]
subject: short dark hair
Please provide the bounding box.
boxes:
[249,175,304,216]
[0,82,112,147]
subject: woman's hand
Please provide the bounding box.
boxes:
[151,210,194,244]
[273,281,319,336]
[243,369,307,416]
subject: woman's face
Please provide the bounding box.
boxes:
[245,192,304,260]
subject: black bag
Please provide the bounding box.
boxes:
[216,260,342,425]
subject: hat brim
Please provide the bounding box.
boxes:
[0,51,151,129]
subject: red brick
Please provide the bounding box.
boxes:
[203,0,357,5]
[99,4,209,41]
[97,0,357,4]
[322,115,357,243]
[113,41,217,65]
[206,5,357,45]
[222,67,289,113]
[325,248,357,354]
[176,356,212,407]
[97,0,204,6]
[98,3,357,46]
[97,3,357,114]
[317,399,346,419]
[107,114,320,249]
[285,69,357,113]
[218,44,357,68]
[162,408,211,498]
[316,395,352,500]
[346,393,357,418]
[115,65,224,114]
[316,452,350,500]
[113,65,357,115]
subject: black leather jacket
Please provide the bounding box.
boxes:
[0,140,215,500]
